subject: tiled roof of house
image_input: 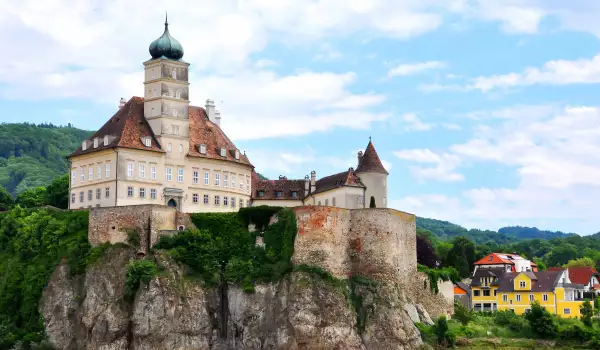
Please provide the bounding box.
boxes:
[470,267,506,287]
[69,97,163,157]
[355,141,388,175]
[474,252,528,266]
[456,282,471,296]
[252,172,306,201]
[311,168,365,195]
[568,267,598,285]
[495,271,566,292]
[69,97,252,168]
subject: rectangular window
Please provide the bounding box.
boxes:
[246,199,250,207]
[231,197,236,208]
[79,191,84,202]
[71,193,75,203]
[564,308,571,315]
[240,178,244,190]
[543,294,548,302]
[224,196,229,206]
[494,290,497,296]
[529,294,534,302]
[239,199,243,208]
[325,199,329,206]
[224,174,229,188]
[204,171,209,185]
[105,187,110,198]
[139,164,146,178]
[71,170,76,184]
[231,175,236,188]
[193,193,199,203]
[473,290,480,297]
[97,166,102,179]
[96,188,101,199]
[140,188,146,198]
[177,168,184,183]
[151,166,156,180]
[246,176,249,192]
[81,168,85,182]
[258,190,264,197]
[502,294,508,302]
[519,281,526,288]
[127,186,134,197]
[127,162,134,177]
[88,167,93,181]
[106,163,111,178]
[214,195,220,206]
[193,170,199,184]
[516,294,521,302]
[292,191,298,198]
[483,290,490,297]
[203,194,209,204]
[276,191,282,198]
[215,173,220,186]
[150,189,156,199]
[332,197,336,206]
[166,167,172,181]
[88,190,92,201]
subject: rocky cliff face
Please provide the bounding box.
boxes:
[42,248,423,350]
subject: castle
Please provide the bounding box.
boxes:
[67,17,389,212]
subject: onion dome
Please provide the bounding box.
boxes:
[149,13,184,60]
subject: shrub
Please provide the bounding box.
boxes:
[558,323,593,341]
[453,300,472,326]
[124,259,157,301]
[435,316,455,347]
[369,196,376,208]
[524,301,557,338]
[494,310,526,332]
[581,300,594,327]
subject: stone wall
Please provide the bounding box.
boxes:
[89,205,177,254]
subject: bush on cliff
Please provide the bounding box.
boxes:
[124,259,157,301]
[154,207,297,291]
[0,207,91,348]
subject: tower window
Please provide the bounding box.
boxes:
[153,88,157,97]
[176,90,181,99]
[167,143,172,152]
[169,89,173,97]
[179,144,183,153]
[200,144,206,154]
[172,68,176,79]
[173,109,178,117]
[152,68,155,79]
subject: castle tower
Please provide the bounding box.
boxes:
[143,14,190,159]
[355,139,389,208]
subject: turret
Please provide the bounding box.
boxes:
[355,139,388,208]
[304,175,310,196]
[310,170,316,194]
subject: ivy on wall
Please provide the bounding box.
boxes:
[417,264,460,294]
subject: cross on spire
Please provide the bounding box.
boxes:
[165,11,169,27]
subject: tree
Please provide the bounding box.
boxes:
[15,187,46,208]
[533,257,547,271]
[595,296,600,316]
[417,235,439,268]
[524,301,557,338]
[0,185,13,211]
[445,236,476,278]
[581,300,594,327]
[434,315,455,347]
[369,196,376,208]
[45,174,69,209]
[545,243,579,267]
[565,257,596,268]
[453,300,472,326]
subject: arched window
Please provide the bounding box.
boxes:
[169,89,173,97]
[153,88,157,97]
[179,144,183,153]
[176,90,180,99]
[173,109,178,117]
[172,68,176,79]
[167,143,172,152]
[151,68,155,79]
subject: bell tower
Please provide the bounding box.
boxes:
[143,14,190,154]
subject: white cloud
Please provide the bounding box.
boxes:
[399,113,434,131]
[313,43,343,61]
[387,61,447,77]
[394,149,463,182]
[441,123,462,130]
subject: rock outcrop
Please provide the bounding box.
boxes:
[42,248,423,350]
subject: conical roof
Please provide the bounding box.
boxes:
[149,14,184,60]
[356,140,388,175]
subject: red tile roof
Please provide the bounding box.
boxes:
[252,172,306,201]
[355,141,388,175]
[311,168,365,195]
[474,253,527,266]
[568,267,598,285]
[69,97,252,168]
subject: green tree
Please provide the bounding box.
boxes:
[434,315,455,347]
[45,174,69,209]
[581,300,594,327]
[445,236,476,278]
[453,300,472,326]
[533,257,547,271]
[565,257,596,268]
[369,196,376,208]
[524,301,557,338]
[545,243,579,267]
[595,296,600,316]
[0,185,13,211]
[15,187,46,208]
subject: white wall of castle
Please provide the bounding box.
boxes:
[305,186,365,209]
[357,172,388,208]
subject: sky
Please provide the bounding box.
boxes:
[1,0,600,234]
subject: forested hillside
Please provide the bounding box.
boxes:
[0,123,92,195]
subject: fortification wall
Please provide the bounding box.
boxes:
[293,206,351,279]
[89,205,177,253]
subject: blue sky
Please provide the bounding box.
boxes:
[1,0,600,234]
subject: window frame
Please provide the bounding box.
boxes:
[193,170,199,184]
[215,173,221,186]
[166,167,173,181]
[150,189,157,199]
[127,186,134,197]
[105,163,111,178]
[204,171,209,185]
[516,294,521,302]
[177,168,184,183]
[105,187,110,198]
[127,162,134,177]
[96,188,101,200]
[139,164,146,178]
[192,193,199,203]
[139,187,146,199]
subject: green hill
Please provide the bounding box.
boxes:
[0,123,93,196]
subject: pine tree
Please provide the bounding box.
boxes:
[369,196,376,208]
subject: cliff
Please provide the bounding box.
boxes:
[42,247,424,350]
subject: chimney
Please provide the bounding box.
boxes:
[357,150,363,166]
[118,97,126,109]
[279,175,287,180]
[304,175,310,196]
[205,99,215,122]
[214,110,221,127]
[310,170,316,193]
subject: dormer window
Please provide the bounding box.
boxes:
[104,135,109,146]
[258,190,265,197]
[93,138,98,148]
[220,147,226,157]
[235,150,240,160]
[143,137,151,147]
[488,256,493,261]
[276,191,282,198]
[82,141,87,151]
[200,144,206,154]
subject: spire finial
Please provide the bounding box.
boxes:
[369,135,372,142]
[165,11,168,28]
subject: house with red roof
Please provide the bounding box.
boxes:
[474,253,538,274]
[566,267,600,293]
